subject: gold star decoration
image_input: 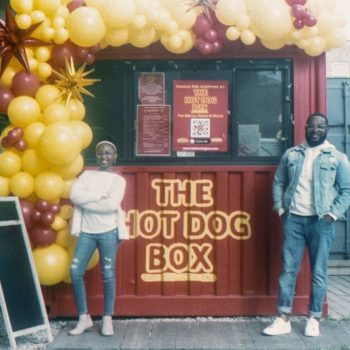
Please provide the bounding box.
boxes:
[184,0,217,21]
[53,57,100,105]
[0,4,49,76]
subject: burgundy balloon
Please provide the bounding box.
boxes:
[14,139,27,151]
[36,199,50,212]
[293,19,304,29]
[291,4,306,19]
[0,85,14,114]
[200,42,213,56]
[195,38,206,50]
[12,71,40,97]
[13,127,24,138]
[40,211,55,226]
[192,14,212,36]
[67,0,86,12]
[7,129,21,143]
[1,136,12,148]
[204,29,218,43]
[31,209,42,222]
[51,42,76,68]
[75,47,89,61]
[211,40,223,54]
[303,14,317,27]
[20,199,34,231]
[89,44,100,55]
[84,53,96,65]
[30,225,57,246]
[50,203,61,214]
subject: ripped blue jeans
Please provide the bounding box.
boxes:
[70,229,118,315]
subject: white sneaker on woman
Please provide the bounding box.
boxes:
[304,317,320,337]
[101,315,114,336]
[68,314,93,335]
[263,317,291,335]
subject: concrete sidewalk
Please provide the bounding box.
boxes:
[45,317,350,350]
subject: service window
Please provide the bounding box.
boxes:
[84,59,293,165]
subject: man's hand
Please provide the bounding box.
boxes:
[322,214,335,223]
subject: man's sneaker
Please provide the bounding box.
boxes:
[263,317,291,336]
[304,317,320,337]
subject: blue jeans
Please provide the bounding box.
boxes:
[70,229,119,315]
[278,214,334,318]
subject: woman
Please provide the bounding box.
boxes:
[68,141,128,336]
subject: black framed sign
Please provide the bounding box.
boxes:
[0,197,52,349]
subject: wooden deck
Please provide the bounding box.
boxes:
[327,275,350,320]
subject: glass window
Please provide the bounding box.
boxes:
[83,59,293,165]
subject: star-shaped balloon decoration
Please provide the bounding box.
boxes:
[0,4,50,77]
[53,57,100,106]
[185,0,217,21]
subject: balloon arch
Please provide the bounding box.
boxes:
[0,0,346,286]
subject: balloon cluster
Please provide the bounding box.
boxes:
[1,127,27,151]
[193,13,224,55]
[286,0,317,30]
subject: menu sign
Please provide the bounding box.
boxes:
[173,80,228,152]
[139,73,165,105]
[136,105,171,156]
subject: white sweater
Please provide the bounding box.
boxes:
[70,170,128,236]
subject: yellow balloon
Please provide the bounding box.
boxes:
[70,121,93,150]
[9,172,34,198]
[34,171,64,201]
[55,226,71,248]
[35,84,60,110]
[16,14,32,29]
[22,149,49,176]
[8,96,41,128]
[67,98,86,121]
[66,7,106,47]
[129,28,156,48]
[42,103,70,125]
[0,65,19,87]
[304,36,326,56]
[240,29,256,45]
[51,215,68,231]
[33,0,60,16]
[104,27,129,47]
[248,0,292,41]
[0,176,10,196]
[31,10,46,24]
[38,123,81,165]
[35,47,51,62]
[171,4,196,30]
[33,244,69,285]
[59,204,74,220]
[37,62,53,80]
[50,154,84,179]
[0,151,21,177]
[11,0,33,13]
[61,178,75,199]
[261,39,286,50]
[215,0,247,26]
[99,0,135,28]
[226,26,241,41]
[53,28,69,45]
[23,122,46,149]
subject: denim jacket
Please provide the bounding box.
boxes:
[273,143,350,219]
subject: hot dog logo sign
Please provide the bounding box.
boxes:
[125,178,251,283]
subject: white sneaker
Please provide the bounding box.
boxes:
[263,317,291,336]
[68,314,93,335]
[101,315,114,336]
[304,317,320,337]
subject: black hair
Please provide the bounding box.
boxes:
[306,112,328,126]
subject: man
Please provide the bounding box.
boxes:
[263,113,350,337]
